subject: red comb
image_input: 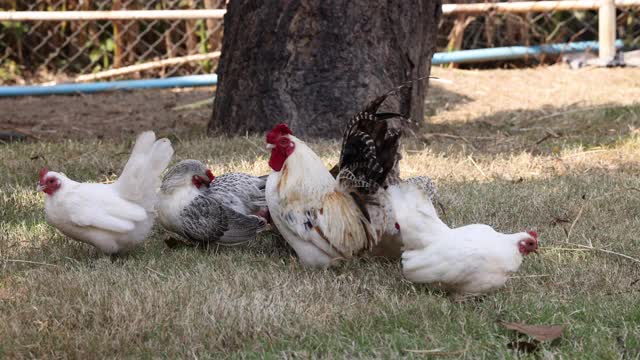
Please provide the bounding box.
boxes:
[273,123,292,135]
[266,123,293,144]
[39,167,49,181]
[526,230,538,239]
[206,169,215,181]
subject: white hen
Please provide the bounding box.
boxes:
[389,183,538,294]
[38,131,174,254]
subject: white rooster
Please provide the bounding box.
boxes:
[38,131,174,254]
[389,182,539,294]
[265,87,411,267]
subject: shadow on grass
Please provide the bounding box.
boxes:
[415,102,640,157]
[425,83,474,116]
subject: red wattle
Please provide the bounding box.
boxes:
[269,148,286,171]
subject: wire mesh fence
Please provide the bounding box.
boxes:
[0,0,225,84]
[437,2,640,66]
[0,0,639,84]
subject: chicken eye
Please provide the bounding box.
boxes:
[279,138,288,146]
[48,179,55,184]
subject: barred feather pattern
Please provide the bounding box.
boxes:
[337,76,435,192]
[335,169,372,191]
[158,161,268,246]
[179,191,266,246]
[338,97,405,194]
[178,173,267,245]
[404,176,438,202]
[208,173,267,213]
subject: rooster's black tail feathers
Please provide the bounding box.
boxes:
[337,75,435,194]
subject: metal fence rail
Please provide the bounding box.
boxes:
[0,0,225,84]
[437,1,639,66]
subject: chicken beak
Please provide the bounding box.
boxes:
[531,243,539,255]
[266,144,275,150]
[36,184,45,192]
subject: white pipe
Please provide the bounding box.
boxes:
[442,0,640,14]
[1,1,640,21]
[0,9,225,21]
[599,0,618,63]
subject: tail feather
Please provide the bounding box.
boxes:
[256,174,268,190]
[116,131,174,210]
[148,138,174,186]
[337,76,436,194]
[388,182,449,251]
[338,104,403,194]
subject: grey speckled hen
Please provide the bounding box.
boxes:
[158,160,268,246]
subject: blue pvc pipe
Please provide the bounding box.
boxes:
[0,40,626,97]
[432,40,624,65]
[0,74,217,97]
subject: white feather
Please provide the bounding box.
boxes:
[266,136,376,268]
[41,131,174,254]
[390,183,534,294]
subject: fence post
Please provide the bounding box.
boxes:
[598,0,617,64]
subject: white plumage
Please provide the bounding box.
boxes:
[266,134,376,268]
[39,131,174,254]
[389,182,538,294]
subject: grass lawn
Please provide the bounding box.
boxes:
[1,67,640,358]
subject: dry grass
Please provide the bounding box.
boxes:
[1,66,640,358]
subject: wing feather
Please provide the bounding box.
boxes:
[65,187,147,233]
[275,191,376,258]
[402,244,483,285]
[180,193,266,246]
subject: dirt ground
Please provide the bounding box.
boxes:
[0,65,639,141]
[0,87,214,141]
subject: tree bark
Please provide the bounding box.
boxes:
[209,0,442,138]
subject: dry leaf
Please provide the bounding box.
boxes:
[404,349,466,356]
[501,321,565,341]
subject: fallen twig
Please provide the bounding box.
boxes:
[172,97,215,111]
[565,203,585,242]
[535,133,553,145]
[1,127,41,141]
[541,246,591,252]
[404,348,466,356]
[428,76,454,85]
[467,155,488,179]
[535,128,562,145]
[424,132,478,149]
[543,245,640,264]
[509,274,551,279]
[533,105,623,123]
[566,242,640,264]
[561,149,614,159]
[145,266,168,278]
[1,259,59,267]
[73,51,221,82]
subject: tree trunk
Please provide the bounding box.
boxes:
[208,0,442,138]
